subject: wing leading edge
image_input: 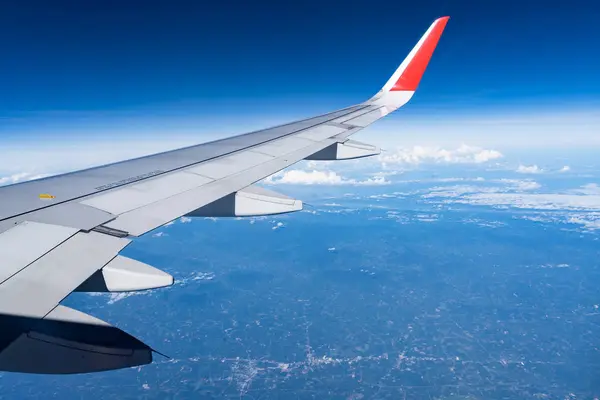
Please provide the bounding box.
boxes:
[0,16,449,374]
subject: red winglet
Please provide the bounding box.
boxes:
[390,16,449,91]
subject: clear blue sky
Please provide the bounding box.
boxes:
[0,0,599,144]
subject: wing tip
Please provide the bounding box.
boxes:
[387,15,450,92]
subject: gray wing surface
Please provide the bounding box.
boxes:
[0,16,449,374]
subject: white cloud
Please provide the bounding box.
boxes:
[570,183,600,195]
[266,170,342,185]
[497,179,541,191]
[152,231,167,238]
[516,164,543,174]
[567,216,600,230]
[0,172,50,186]
[192,272,215,281]
[559,165,571,173]
[452,193,600,211]
[437,177,486,182]
[424,183,600,212]
[419,182,600,231]
[421,178,600,210]
[422,185,498,199]
[415,213,439,222]
[179,216,192,223]
[371,170,403,178]
[462,218,507,229]
[514,211,600,232]
[422,179,539,200]
[265,169,390,186]
[272,221,285,230]
[379,144,503,166]
[107,291,149,305]
[305,160,335,169]
[360,179,389,187]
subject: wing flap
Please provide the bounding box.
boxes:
[330,106,380,124]
[0,222,78,284]
[186,151,275,180]
[250,136,317,157]
[341,108,391,127]
[0,230,129,318]
[103,139,334,235]
[294,125,347,141]
[81,171,214,215]
[23,202,117,232]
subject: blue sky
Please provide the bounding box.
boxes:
[0,0,599,168]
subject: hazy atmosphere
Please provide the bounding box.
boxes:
[1,1,599,399]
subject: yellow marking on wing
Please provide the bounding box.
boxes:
[39,193,56,199]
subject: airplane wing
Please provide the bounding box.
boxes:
[0,16,449,374]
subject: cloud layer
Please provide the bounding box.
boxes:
[0,172,49,186]
[421,181,600,220]
[265,169,390,186]
[516,164,543,174]
[379,145,503,166]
